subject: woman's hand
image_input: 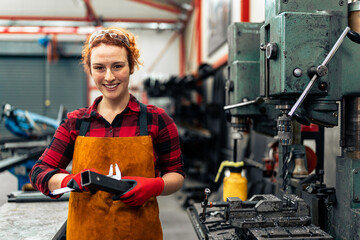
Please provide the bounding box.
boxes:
[113,176,164,206]
[112,172,184,206]
[61,168,100,192]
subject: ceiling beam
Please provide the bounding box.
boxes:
[130,0,181,14]
[83,0,102,26]
[0,21,182,34]
[0,16,177,24]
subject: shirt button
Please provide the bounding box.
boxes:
[109,129,113,133]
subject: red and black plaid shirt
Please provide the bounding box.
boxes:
[30,94,184,196]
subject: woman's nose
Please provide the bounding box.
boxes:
[105,69,115,81]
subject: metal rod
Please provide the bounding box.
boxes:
[288,27,350,117]
[0,147,44,172]
[224,99,256,110]
[288,74,318,117]
[200,188,211,222]
[321,27,350,66]
[233,139,237,162]
[265,58,269,99]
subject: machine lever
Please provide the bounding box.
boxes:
[288,26,350,118]
[224,97,264,110]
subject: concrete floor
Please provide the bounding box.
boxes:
[0,170,198,239]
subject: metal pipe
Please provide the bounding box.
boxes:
[81,170,132,194]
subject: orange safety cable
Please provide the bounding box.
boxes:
[179,32,185,76]
[47,35,59,63]
[212,54,228,69]
[186,16,197,73]
[195,0,202,65]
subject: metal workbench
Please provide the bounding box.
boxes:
[0,201,68,240]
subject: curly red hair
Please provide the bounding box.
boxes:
[81,27,142,74]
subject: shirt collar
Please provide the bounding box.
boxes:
[127,94,141,112]
[84,93,140,119]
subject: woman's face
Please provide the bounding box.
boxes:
[90,44,130,102]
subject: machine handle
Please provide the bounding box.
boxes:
[288,26,350,117]
[223,97,264,111]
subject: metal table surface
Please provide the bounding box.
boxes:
[0,201,68,240]
[0,193,198,240]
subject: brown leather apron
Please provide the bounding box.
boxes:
[66,103,163,240]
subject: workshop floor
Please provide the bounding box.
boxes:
[0,171,198,240]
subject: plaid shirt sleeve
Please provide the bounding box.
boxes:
[29,112,80,197]
[30,95,185,198]
[152,107,184,177]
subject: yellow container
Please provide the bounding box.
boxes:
[223,171,247,201]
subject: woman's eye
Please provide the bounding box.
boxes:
[114,65,123,69]
[93,66,104,70]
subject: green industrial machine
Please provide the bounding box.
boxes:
[226,22,278,137]
[259,0,360,239]
[188,1,360,239]
[260,0,348,127]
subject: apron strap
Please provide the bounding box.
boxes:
[79,118,91,137]
[139,103,148,136]
[78,102,148,137]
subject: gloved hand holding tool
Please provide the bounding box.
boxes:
[113,176,164,206]
[61,168,100,192]
[52,164,124,195]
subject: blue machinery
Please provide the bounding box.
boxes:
[0,104,63,190]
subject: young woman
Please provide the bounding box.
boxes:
[30,27,184,240]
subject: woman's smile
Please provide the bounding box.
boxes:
[104,83,120,89]
[90,44,130,103]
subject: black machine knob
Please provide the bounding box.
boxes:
[266,42,278,59]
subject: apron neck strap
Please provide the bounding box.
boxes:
[79,118,91,136]
[139,102,148,136]
[78,102,148,137]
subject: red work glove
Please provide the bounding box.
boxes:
[61,168,100,192]
[112,176,164,206]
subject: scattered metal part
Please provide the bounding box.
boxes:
[200,188,211,222]
[188,194,332,239]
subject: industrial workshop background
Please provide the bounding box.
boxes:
[0,0,358,239]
